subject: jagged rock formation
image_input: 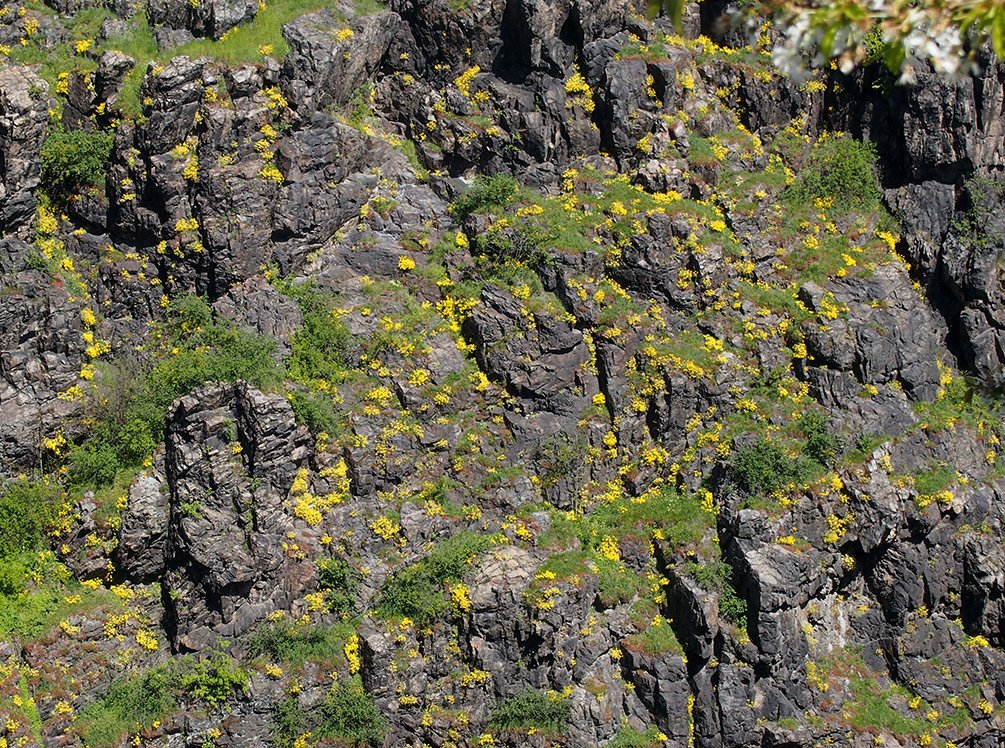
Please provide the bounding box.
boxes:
[162,382,315,650]
[3,0,1005,747]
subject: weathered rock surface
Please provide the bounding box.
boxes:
[162,382,315,650]
[0,68,49,236]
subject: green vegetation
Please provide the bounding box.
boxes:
[911,464,955,496]
[69,295,278,489]
[376,531,490,625]
[783,133,881,211]
[0,479,60,559]
[277,676,385,746]
[489,690,571,734]
[730,437,820,497]
[315,676,386,744]
[623,616,683,656]
[281,283,353,386]
[176,653,251,706]
[843,677,970,736]
[682,559,747,626]
[75,667,176,748]
[586,485,711,549]
[317,558,360,619]
[953,174,1005,250]
[608,726,668,748]
[40,128,114,201]
[76,654,250,747]
[248,620,354,665]
[914,373,1005,436]
[449,175,520,219]
[0,552,117,640]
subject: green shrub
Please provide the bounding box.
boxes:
[40,127,114,200]
[274,696,305,747]
[315,676,386,745]
[952,174,1005,250]
[77,654,249,747]
[75,295,278,481]
[67,441,120,489]
[76,667,175,748]
[624,620,682,656]
[177,653,250,706]
[783,133,881,211]
[376,563,446,625]
[730,438,817,496]
[318,558,360,619]
[608,726,667,748]
[912,465,955,496]
[684,560,747,626]
[247,621,351,665]
[290,390,342,435]
[799,410,837,466]
[278,283,353,386]
[377,532,489,625]
[585,485,711,550]
[450,175,520,219]
[489,690,571,733]
[0,479,59,558]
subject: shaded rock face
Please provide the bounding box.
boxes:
[0,239,87,467]
[282,9,401,115]
[116,469,170,583]
[213,276,303,359]
[162,382,314,651]
[464,284,592,415]
[824,58,1005,388]
[0,69,49,236]
[798,266,944,405]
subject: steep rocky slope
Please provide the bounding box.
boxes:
[2,1,1005,747]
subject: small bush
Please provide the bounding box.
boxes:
[450,175,520,219]
[315,676,386,745]
[490,690,571,733]
[952,174,1005,250]
[40,127,114,200]
[76,668,175,748]
[799,410,837,466]
[783,133,881,211]
[730,438,817,496]
[285,290,353,385]
[177,653,250,707]
[318,558,360,619]
[67,441,121,489]
[608,726,667,748]
[290,390,342,435]
[0,479,59,558]
[376,564,446,625]
[377,532,489,625]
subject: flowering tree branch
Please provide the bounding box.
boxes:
[668,0,1005,83]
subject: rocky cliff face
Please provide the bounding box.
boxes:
[2,1,1005,747]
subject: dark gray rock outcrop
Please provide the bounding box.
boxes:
[0,67,49,235]
[162,381,315,650]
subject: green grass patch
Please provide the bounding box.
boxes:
[376,531,490,625]
[275,675,385,747]
[247,620,354,666]
[490,690,571,734]
[608,725,668,748]
[67,295,278,490]
[76,654,250,747]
